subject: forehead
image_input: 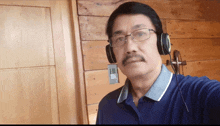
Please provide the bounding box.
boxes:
[112,14,155,35]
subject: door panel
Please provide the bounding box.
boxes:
[0,5,54,69]
[0,66,58,124]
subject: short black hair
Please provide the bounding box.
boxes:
[106,2,163,43]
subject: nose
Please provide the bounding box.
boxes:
[124,35,138,54]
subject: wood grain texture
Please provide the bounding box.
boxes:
[171,38,220,61]
[50,0,80,124]
[78,16,167,40]
[167,20,220,38]
[183,60,220,81]
[0,5,55,69]
[87,104,98,124]
[79,16,220,41]
[79,16,108,41]
[0,66,58,124]
[82,40,109,70]
[85,68,126,105]
[77,0,220,21]
[70,0,89,124]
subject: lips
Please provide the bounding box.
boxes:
[122,55,145,66]
[125,57,141,64]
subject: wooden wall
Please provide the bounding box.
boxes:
[76,0,220,124]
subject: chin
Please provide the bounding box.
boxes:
[126,70,149,79]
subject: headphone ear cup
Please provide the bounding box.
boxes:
[106,44,117,63]
[157,35,164,55]
[160,33,171,55]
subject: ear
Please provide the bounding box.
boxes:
[106,44,117,63]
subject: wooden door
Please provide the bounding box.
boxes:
[0,0,87,124]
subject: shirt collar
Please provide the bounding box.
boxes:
[117,64,173,103]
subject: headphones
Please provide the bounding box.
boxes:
[106,33,171,63]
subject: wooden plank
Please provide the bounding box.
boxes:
[79,16,167,41]
[70,0,88,124]
[82,40,109,70]
[87,104,98,124]
[183,60,220,81]
[0,66,58,124]
[79,16,108,41]
[171,38,220,61]
[77,0,220,21]
[161,19,167,33]
[79,16,220,41]
[0,5,55,69]
[85,68,126,105]
[167,20,220,39]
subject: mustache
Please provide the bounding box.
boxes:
[122,54,146,66]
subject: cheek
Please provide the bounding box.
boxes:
[113,49,124,63]
[140,40,160,59]
[142,40,158,53]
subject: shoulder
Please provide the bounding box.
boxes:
[177,74,220,87]
[177,74,220,103]
[173,74,220,98]
[98,86,123,109]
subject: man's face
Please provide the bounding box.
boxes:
[112,14,162,79]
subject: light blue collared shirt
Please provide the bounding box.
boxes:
[117,64,173,103]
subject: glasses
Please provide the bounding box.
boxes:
[110,28,156,48]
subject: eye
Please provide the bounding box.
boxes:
[116,37,125,42]
[132,30,149,41]
[135,31,146,37]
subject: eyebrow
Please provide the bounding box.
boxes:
[132,24,147,30]
[113,30,123,36]
[112,24,147,36]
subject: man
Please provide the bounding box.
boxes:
[96,2,220,124]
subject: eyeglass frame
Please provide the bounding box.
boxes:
[108,28,156,48]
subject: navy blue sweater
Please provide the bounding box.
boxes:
[96,75,220,124]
